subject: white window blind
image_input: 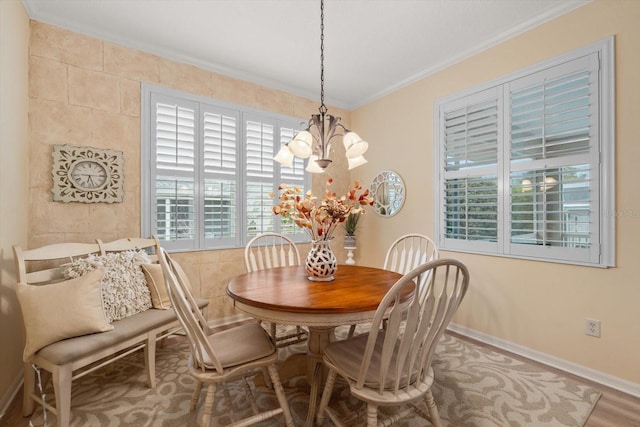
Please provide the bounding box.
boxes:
[442,90,500,252]
[245,118,275,237]
[435,38,614,267]
[153,100,198,245]
[202,107,239,247]
[142,85,309,251]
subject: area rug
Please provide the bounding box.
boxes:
[26,326,600,426]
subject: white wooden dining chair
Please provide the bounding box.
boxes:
[348,233,439,338]
[317,259,470,427]
[244,232,308,347]
[384,233,439,275]
[159,248,294,427]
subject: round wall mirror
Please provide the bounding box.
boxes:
[370,170,405,217]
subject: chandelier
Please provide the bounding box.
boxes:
[274,0,369,173]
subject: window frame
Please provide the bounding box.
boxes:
[141,84,310,252]
[434,37,615,267]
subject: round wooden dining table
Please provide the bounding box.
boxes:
[226,264,404,426]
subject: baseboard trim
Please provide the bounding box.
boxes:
[448,323,640,399]
[0,370,23,422]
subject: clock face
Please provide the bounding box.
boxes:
[70,161,108,190]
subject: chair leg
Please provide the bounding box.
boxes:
[22,362,36,416]
[262,367,273,389]
[425,389,443,427]
[190,379,203,411]
[200,383,216,427]
[366,403,379,427]
[316,368,337,426]
[267,364,294,427]
[52,364,72,427]
[144,332,157,389]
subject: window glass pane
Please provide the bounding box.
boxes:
[246,181,275,237]
[510,165,590,248]
[155,176,195,241]
[444,176,498,241]
[204,179,236,239]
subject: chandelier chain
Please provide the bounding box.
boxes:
[319,0,326,112]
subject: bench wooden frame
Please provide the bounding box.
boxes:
[13,236,208,427]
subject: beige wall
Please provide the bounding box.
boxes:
[0,15,353,407]
[26,24,352,317]
[352,0,640,385]
[0,0,30,410]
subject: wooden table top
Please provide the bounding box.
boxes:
[227,265,405,315]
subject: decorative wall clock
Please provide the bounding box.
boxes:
[52,144,124,203]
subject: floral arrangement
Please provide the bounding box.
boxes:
[271,178,374,241]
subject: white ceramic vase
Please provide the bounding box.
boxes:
[305,239,337,281]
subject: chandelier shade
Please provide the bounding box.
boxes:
[343,131,368,158]
[273,0,368,173]
[288,130,314,158]
[347,155,368,170]
[273,144,295,167]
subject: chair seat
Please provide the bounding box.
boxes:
[201,323,275,369]
[324,331,420,390]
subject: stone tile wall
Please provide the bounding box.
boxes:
[28,21,350,321]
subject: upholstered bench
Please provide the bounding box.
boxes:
[13,237,208,427]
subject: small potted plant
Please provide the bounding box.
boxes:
[343,212,360,248]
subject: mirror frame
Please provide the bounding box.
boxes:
[370,170,405,217]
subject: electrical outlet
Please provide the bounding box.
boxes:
[585,318,601,337]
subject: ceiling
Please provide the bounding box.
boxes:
[21,0,590,110]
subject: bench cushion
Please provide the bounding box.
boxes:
[36,298,208,365]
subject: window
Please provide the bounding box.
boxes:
[435,38,614,267]
[141,85,309,251]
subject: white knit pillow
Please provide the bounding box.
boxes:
[62,250,153,322]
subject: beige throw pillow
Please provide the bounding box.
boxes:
[141,264,171,309]
[16,268,114,362]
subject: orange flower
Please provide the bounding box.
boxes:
[271,178,373,241]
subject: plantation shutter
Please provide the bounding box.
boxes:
[143,84,312,250]
[507,53,600,264]
[278,125,307,236]
[440,88,501,253]
[152,98,198,249]
[202,106,240,246]
[435,39,612,266]
[245,116,276,237]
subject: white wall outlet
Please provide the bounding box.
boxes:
[585,318,601,337]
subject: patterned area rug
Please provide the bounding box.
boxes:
[27,326,600,426]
